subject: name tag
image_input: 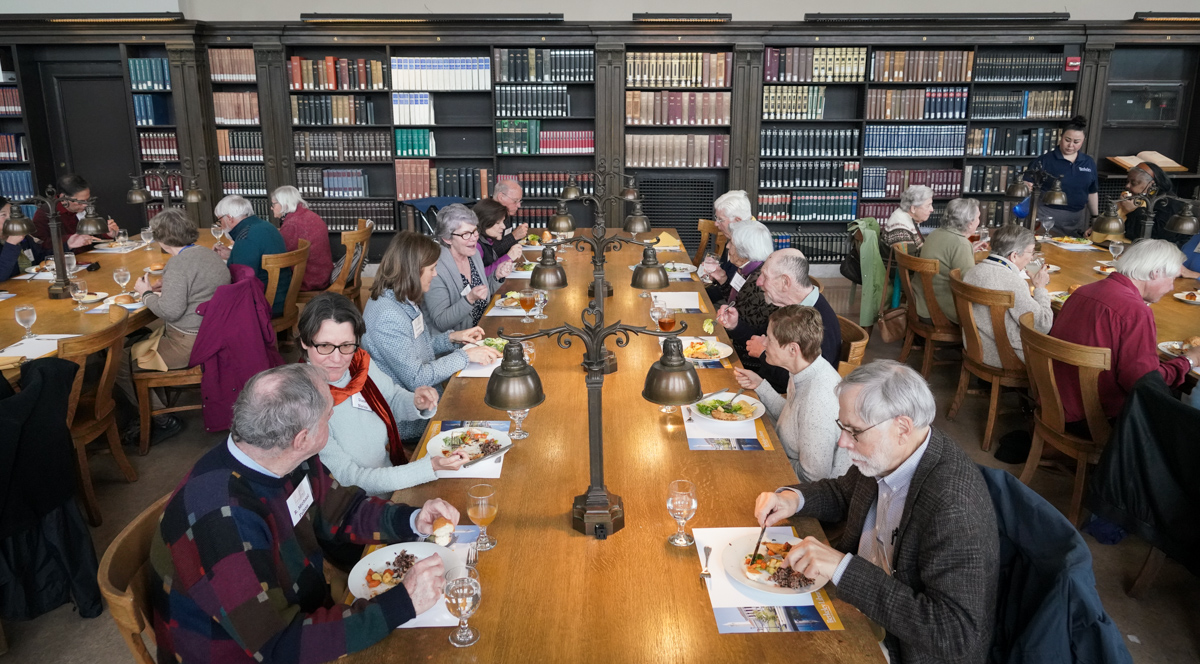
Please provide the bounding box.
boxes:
[412,312,425,337]
[460,284,472,297]
[351,393,373,411]
[730,272,746,291]
[286,476,314,526]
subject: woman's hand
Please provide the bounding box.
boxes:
[506,244,524,261]
[715,304,739,330]
[449,326,486,344]
[971,239,990,252]
[495,260,515,279]
[133,274,152,296]
[4,233,23,246]
[1031,264,1051,289]
[512,223,529,240]
[413,385,439,411]
[465,284,490,304]
[464,345,501,365]
[430,449,469,472]
[733,367,764,390]
[709,266,728,284]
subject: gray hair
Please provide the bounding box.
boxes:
[942,197,980,232]
[272,185,307,215]
[149,207,199,248]
[714,190,752,224]
[214,195,255,221]
[231,364,330,451]
[991,223,1035,260]
[1127,166,1154,186]
[494,180,522,199]
[768,248,811,289]
[1115,238,1185,281]
[729,220,774,262]
[435,203,479,243]
[899,185,933,213]
[836,360,936,429]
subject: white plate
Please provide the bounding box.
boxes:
[1158,340,1192,357]
[80,291,108,304]
[144,266,164,274]
[1093,265,1117,275]
[678,338,734,362]
[427,427,513,461]
[722,533,826,596]
[1048,291,1069,304]
[1097,260,1114,267]
[348,542,464,601]
[627,262,697,274]
[103,295,140,305]
[1172,292,1200,305]
[691,391,765,423]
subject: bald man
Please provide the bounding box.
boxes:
[490,180,528,240]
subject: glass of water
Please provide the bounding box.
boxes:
[667,479,697,547]
[444,566,481,648]
[141,226,154,249]
[211,224,224,246]
[113,266,131,295]
[70,279,89,311]
[533,290,548,320]
[115,229,129,247]
[1109,241,1125,262]
[15,305,36,339]
[63,252,77,275]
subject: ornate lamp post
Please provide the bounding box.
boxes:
[1006,165,1069,231]
[1091,191,1200,241]
[2,186,97,299]
[126,167,204,210]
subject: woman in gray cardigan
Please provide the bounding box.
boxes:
[962,223,1053,365]
[423,203,514,334]
[733,305,850,483]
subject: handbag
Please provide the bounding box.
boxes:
[839,232,862,284]
[876,248,908,344]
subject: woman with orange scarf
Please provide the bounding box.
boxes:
[300,292,468,498]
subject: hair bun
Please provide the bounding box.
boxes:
[1067,115,1088,130]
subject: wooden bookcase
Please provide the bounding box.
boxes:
[0,45,36,209]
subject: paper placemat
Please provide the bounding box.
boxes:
[398,525,483,628]
[85,303,146,314]
[484,304,530,317]
[458,358,501,377]
[11,272,56,281]
[0,293,14,301]
[89,241,149,254]
[0,334,79,360]
[1045,240,1101,252]
[651,292,702,311]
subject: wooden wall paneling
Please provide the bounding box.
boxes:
[1078,40,1116,162]
[254,43,291,214]
[595,41,625,226]
[168,44,219,226]
[730,42,764,199]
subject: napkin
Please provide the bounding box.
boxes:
[653,231,682,249]
[0,335,79,360]
[0,356,25,371]
[484,304,530,317]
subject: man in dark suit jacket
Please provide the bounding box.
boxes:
[755,359,998,664]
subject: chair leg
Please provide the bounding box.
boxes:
[135,379,154,456]
[982,379,1002,452]
[947,365,970,421]
[1127,547,1167,599]
[75,442,102,527]
[920,338,936,378]
[1069,457,1089,528]
[1019,431,1044,484]
[898,329,915,362]
[848,283,858,309]
[107,422,139,483]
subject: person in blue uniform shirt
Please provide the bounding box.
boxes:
[1023,115,1098,237]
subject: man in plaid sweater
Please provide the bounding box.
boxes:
[150,363,457,664]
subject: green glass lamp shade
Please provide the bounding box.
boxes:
[484,342,547,411]
[642,336,702,406]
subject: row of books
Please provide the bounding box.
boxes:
[969,90,1075,120]
[143,174,183,199]
[758,193,860,223]
[294,130,393,162]
[391,92,435,125]
[138,132,179,161]
[128,57,171,91]
[0,134,26,161]
[762,86,826,121]
[759,160,861,189]
[510,206,565,228]
[865,87,969,121]
[756,194,793,221]
[626,90,731,126]
[297,167,371,198]
[133,94,173,125]
[209,49,256,83]
[966,127,1062,157]
[978,200,1016,227]
[771,232,848,263]
[288,56,388,91]
[495,120,594,155]
[497,171,593,199]
[393,160,495,200]
[0,88,20,115]
[0,170,35,200]
[145,202,186,222]
[249,197,271,219]
[624,134,729,169]
[291,95,377,126]
[389,57,491,91]
[494,49,594,83]
[760,128,860,158]
[221,165,268,197]
[495,85,572,118]
[871,50,974,83]
[863,125,966,157]
[861,168,963,199]
[859,202,945,226]
[962,165,1019,194]
[213,91,260,125]
[974,53,1066,82]
[763,47,868,83]
[216,129,263,162]
[625,52,733,88]
[395,129,436,157]
[309,200,396,232]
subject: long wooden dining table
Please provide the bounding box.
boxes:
[345,229,886,663]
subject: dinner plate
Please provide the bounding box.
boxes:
[24,265,83,275]
[1093,265,1116,275]
[722,533,825,596]
[512,261,536,272]
[1048,291,1069,304]
[497,296,520,308]
[348,542,464,601]
[1097,260,1114,267]
[1158,340,1193,357]
[80,291,108,304]
[1172,292,1200,305]
[427,427,513,461]
[144,266,164,274]
[677,337,734,362]
[626,262,697,274]
[691,391,765,423]
[103,295,142,306]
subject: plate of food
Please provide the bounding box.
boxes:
[1159,338,1200,357]
[680,338,733,362]
[348,539,463,601]
[722,533,825,596]
[1049,236,1093,246]
[1173,291,1200,305]
[427,427,512,462]
[513,261,535,272]
[497,296,520,308]
[692,391,764,422]
[103,294,140,306]
[80,291,108,304]
[92,241,116,249]
[465,337,509,352]
[523,234,542,247]
[144,263,165,274]
[1094,265,1116,274]
[1048,291,1070,304]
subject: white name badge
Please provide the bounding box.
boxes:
[286,476,314,526]
[412,312,425,337]
[351,392,373,411]
[460,284,472,297]
[730,272,747,291]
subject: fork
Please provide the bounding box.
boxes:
[465,542,479,568]
[699,545,713,585]
[684,406,695,423]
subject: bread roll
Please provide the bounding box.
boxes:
[148,263,165,271]
[112,294,136,305]
[1068,284,1082,295]
[1185,336,1200,348]
[429,517,455,547]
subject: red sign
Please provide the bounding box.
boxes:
[1065,56,1081,72]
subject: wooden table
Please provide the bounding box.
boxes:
[346,230,884,663]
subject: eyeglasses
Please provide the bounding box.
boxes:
[452,229,480,240]
[62,196,90,206]
[835,417,886,442]
[311,342,359,355]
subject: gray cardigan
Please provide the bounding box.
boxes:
[421,245,504,335]
[141,245,231,334]
[754,355,849,483]
[962,257,1054,366]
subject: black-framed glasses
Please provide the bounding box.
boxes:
[452,229,480,240]
[311,342,359,355]
[835,417,886,442]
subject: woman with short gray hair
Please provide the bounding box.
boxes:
[913,197,988,324]
[272,185,332,292]
[424,203,513,333]
[882,185,934,248]
[963,224,1053,365]
[720,221,786,390]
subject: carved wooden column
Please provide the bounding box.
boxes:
[255,43,292,211]
[730,43,764,202]
[1077,41,1114,158]
[168,43,219,226]
[595,42,625,227]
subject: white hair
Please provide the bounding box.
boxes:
[435,203,479,242]
[714,190,752,224]
[767,248,811,289]
[494,180,522,199]
[836,360,936,429]
[272,185,307,215]
[899,185,933,213]
[942,198,980,232]
[1115,238,1185,281]
[729,220,773,262]
[214,195,255,221]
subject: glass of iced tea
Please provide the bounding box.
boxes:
[468,484,498,551]
[518,288,536,324]
[657,309,677,332]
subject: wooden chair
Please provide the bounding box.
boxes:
[946,269,1030,452]
[808,275,823,293]
[98,493,170,664]
[131,365,203,456]
[691,218,727,267]
[894,245,961,377]
[1017,312,1111,527]
[837,315,869,377]
[297,219,374,312]
[264,238,310,339]
[58,306,138,526]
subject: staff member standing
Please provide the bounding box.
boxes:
[1023,115,1098,237]
[32,173,120,252]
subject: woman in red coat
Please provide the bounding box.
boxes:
[272,185,333,291]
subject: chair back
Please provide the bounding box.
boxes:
[894,244,955,330]
[949,268,1025,374]
[808,275,823,293]
[836,315,869,376]
[264,238,310,325]
[1018,312,1112,444]
[329,220,373,298]
[57,306,129,426]
[692,218,727,267]
[98,493,170,664]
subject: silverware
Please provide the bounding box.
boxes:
[684,406,695,423]
[750,523,768,567]
[730,387,747,402]
[699,545,713,585]
[465,542,479,568]
[696,388,731,402]
[463,445,513,468]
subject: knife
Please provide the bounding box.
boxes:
[750,523,768,566]
[463,444,513,468]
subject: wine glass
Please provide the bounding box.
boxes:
[444,566,481,648]
[141,226,154,249]
[521,341,536,365]
[115,229,129,248]
[211,223,224,247]
[15,305,36,339]
[518,288,536,324]
[70,279,89,311]
[63,252,77,275]
[507,408,529,440]
[666,479,698,547]
[468,484,498,551]
[1040,215,1056,238]
[1109,241,1125,262]
[113,266,131,295]
[533,290,548,320]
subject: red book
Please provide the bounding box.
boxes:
[324,56,337,91]
[357,59,367,90]
[289,56,301,90]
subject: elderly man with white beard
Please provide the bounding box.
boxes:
[753,360,998,664]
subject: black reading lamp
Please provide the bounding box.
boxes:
[623,199,651,234]
[7,187,77,299]
[1166,202,1198,236]
[528,246,568,290]
[127,168,204,209]
[76,203,109,237]
[1006,166,1068,230]
[1091,200,1125,239]
[2,204,34,237]
[631,246,669,298]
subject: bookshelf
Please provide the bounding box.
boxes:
[205,46,269,220]
[120,44,184,223]
[0,45,35,213]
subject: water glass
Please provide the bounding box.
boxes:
[666,479,698,547]
[211,224,224,244]
[63,252,77,275]
[113,266,131,294]
[507,408,529,440]
[141,226,154,249]
[649,306,666,329]
[444,566,481,648]
[1109,242,1125,262]
[1024,256,1044,279]
[70,279,89,311]
[116,229,129,247]
[699,252,720,284]
[521,341,536,365]
[533,290,548,319]
[468,484,498,551]
[978,228,990,247]
[15,305,36,339]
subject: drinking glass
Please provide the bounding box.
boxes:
[657,309,677,332]
[977,228,990,248]
[1041,215,1056,237]
[521,341,536,365]
[444,566,481,648]
[15,305,36,339]
[649,306,666,329]
[113,266,131,295]
[115,229,129,247]
[533,290,548,320]
[1024,256,1044,280]
[507,408,529,441]
[666,479,698,547]
[211,224,224,246]
[1109,242,1125,262]
[518,288,536,324]
[699,252,720,284]
[70,279,89,311]
[468,484,498,551]
[63,252,77,275]
[141,226,154,249]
